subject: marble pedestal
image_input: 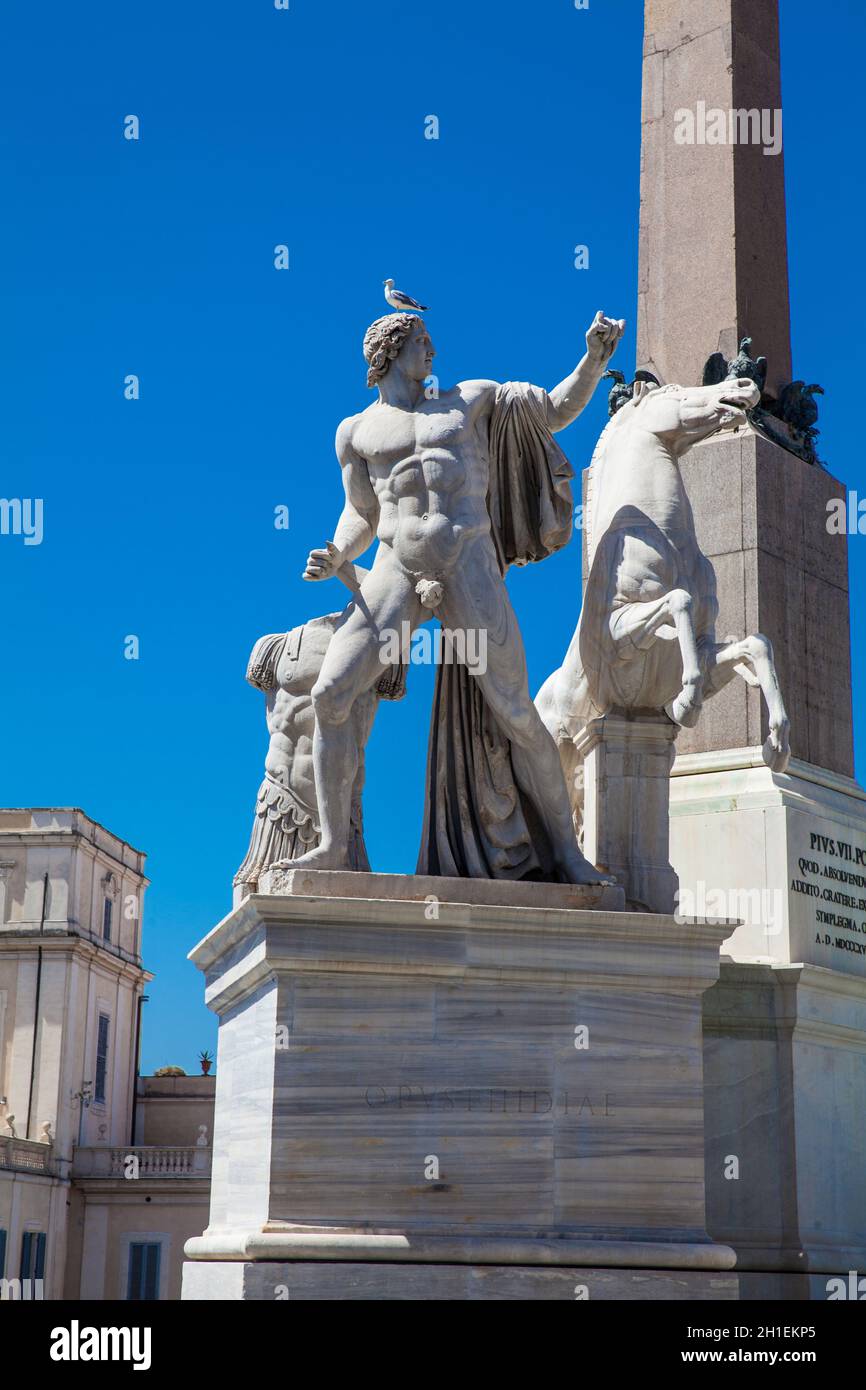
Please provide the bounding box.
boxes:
[670,751,866,977]
[703,957,866,1298]
[575,713,679,914]
[182,871,735,1300]
[671,753,866,1295]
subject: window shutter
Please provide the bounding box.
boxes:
[143,1243,160,1300]
[127,1242,160,1300]
[127,1243,144,1299]
[34,1233,46,1281]
[95,1013,110,1104]
[0,1229,6,1278]
[20,1231,32,1279]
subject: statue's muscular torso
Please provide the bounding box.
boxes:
[347,380,498,578]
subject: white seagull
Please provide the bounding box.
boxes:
[383,278,429,312]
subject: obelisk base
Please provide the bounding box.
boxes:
[670,750,866,975]
[703,957,866,1298]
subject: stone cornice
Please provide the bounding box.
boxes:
[0,930,151,984]
[0,808,149,880]
[671,749,866,804]
[192,890,732,1015]
[184,1228,735,1272]
[72,1178,210,1197]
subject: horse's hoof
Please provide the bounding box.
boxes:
[762,735,791,774]
[666,693,703,728]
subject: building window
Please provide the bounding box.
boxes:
[0,862,15,925]
[0,1229,6,1277]
[94,1014,110,1105]
[102,897,113,941]
[127,1243,161,1301]
[20,1232,46,1281]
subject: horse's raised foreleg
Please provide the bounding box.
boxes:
[662,589,703,726]
[608,587,704,725]
[705,634,791,772]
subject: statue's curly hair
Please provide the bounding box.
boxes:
[363,313,423,389]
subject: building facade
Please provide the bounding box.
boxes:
[0,809,213,1300]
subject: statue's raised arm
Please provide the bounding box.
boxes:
[545,310,626,432]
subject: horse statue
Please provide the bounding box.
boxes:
[536,377,791,835]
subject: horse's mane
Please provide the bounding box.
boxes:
[585,416,619,570]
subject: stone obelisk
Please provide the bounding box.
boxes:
[638,0,853,777]
[640,0,866,1294]
[638,0,791,397]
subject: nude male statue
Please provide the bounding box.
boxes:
[233,609,378,894]
[233,565,408,894]
[288,308,625,882]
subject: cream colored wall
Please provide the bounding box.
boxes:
[0,810,147,957]
[76,844,145,960]
[0,1170,69,1299]
[1,952,39,1141]
[0,812,150,1157]
[0,971,16,1112]
[76,959,141,1149]
[63,1184,85,1299]
[0,854,26,928]
[0,944,144,1155]
[0,985,7,1109]
[0,813,213,1302]
[76,1191,209,1301]
[136,1076,216,1146]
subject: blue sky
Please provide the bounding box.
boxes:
[1,0,864,1072]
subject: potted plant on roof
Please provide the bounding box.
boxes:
[199,1049,214,1076]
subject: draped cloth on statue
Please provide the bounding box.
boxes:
[417,381,574,881]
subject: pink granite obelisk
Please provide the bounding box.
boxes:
[637,0,853,776]
[637,0,792,397]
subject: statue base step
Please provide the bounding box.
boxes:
[181,1257,851,1300]
[183,879,734,1300]
[182,1259,738,1301]
[235,866,626,914]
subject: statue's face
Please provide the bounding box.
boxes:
[396,322,436,382]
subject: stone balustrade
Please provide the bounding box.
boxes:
[72,1144,211,1179]
[0,1135,54,1174]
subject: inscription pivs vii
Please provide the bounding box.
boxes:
[791,831,866,956]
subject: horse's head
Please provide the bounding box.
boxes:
[623,377,760,453]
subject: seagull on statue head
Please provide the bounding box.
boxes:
[383,278,429,312]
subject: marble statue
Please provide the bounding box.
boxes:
[536,377,791,832]
[233,573,405,892]
[285,308,625,883]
